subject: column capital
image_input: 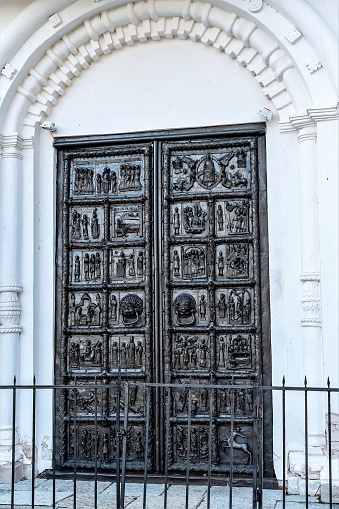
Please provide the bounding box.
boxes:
[279,105,338,134]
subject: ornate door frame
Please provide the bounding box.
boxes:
[54,123,273,478]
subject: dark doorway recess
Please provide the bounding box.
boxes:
[54,124,274,482]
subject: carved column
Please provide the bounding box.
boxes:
[296,121,323,448]
[0,135,23,482]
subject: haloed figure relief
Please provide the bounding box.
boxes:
[57,133,270,475]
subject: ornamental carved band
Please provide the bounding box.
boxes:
[0,284,23,334]
[300,274,321,328]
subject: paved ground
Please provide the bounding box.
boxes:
[0,479,338,508]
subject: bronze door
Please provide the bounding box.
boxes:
[55,128,272,476]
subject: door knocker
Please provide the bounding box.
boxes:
[120,294,143,326]
[174,293,196,326]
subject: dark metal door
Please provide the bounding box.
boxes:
[55,128,272,477]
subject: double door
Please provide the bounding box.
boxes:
[55,127,272,476]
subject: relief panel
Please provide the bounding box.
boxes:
[215,288,253,326]
[70,206,104,243]
[110,248,145,283]
[172,290,209,327]
[217,334,253,370]
[70,250,103,284]
[68,335,104,371]
[216,243,253,280]
[170,202,208,238]
[170,149,250,194]
[109,334,145,371]
[215,200,252,237]
[70,159,145,198]
[108,291,145,328]
[68,292,103,327]
[170,245,207,281]
[111,204,143,240]
[68,381,104,416]
[172,334,210,371]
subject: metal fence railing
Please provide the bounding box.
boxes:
[0,378,337,509]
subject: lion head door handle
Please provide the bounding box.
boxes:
[120,294,143,326]
[174,293,196,326]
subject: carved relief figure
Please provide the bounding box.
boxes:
[135,341,143,367]
[174,334,198,370]
[127,336,136,367]
[218,252,225,277]
[228,335,251,368]
[135,431,144,459]
[136,251,143,277]
[71,209,81,238]
[190,427,198,458]
[226,244,249,278]
[198,338,208,368]
[217,204,224,231]
[183,248,205,278]
[182,205,207,234]
[220,388,231,413]
[69,341,80,368]
[119,164,142,191]
[95,252,101,280]
[70,293,102,327]
[74,256,81,282]
[120,342,127,366]
[82,214,89,240]
[199,295,206,321]
[200,428,209,460]
[127,253,136,277]
[115,209,141,238]
[173,250,180,277]
[116,251,126,278]
[172,157,196,192]
[111,340,119,366]
[102,433,109,462]
[110,294,118,321]
[74,167,94,194]
[200,387,208,411]
[218,336,226,367]
[226,201,250,234]
[173,207,180,235]
[228,290,251,324]
[91,208,100,239]
[217,293,227,319]
[84,254,90,280]
[177,425,186,458]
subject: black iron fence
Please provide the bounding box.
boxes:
[0,378,338,509]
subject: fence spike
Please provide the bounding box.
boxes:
[33,375,36,385]
[304,376,307,387]
[13,375,16,385]
[282,375,285,386]
[327,376,330,388]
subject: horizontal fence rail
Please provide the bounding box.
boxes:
[0,378,338,509]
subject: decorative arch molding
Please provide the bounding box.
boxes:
[0,0,326,135]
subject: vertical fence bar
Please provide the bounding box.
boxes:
[52,383,56,509]
[163,386,170,509]
[94,377,98,509]
[229,384,234,509]
[142,385,151,509]
[258,383,263,509]
[32,376,36,509]
[185,385,192,509]
[327,378,332,509]
[282,377,286,509]
[11,376,16,509]
[73,379,77,509]
[120,383,129,509]
[116,372,121,509]
[304,377,308,509]
[207,386,213,509]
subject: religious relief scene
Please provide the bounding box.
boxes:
[109,335,145,371]
[172,334,210,371]
[111,205,143,239]
[68,335,104,371]
[70,158,144,198]
[171,148,250,193]
[68,383,104,416]
[172,381,212,416]
[68,292,103,327]
[172,424,218,466]
[70,206,104,242]
[217,383,254,417]
[68,424,113,465]
[108,292,144,328]
[215,288,253,326]
[170,245,207,280]
[109,383,145,416]
[215,200,251,237]
[170,202,208,237]
[216,243,252,280]
[172,290,209,327]
[70,250,103,284]
[110,249,144,282]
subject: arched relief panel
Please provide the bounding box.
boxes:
[1,0,313,136]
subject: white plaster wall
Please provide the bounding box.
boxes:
[15,37,307,475]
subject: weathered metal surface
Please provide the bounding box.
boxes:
[55,130,271,476]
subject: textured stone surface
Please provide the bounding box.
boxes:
[0,490,73,506]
